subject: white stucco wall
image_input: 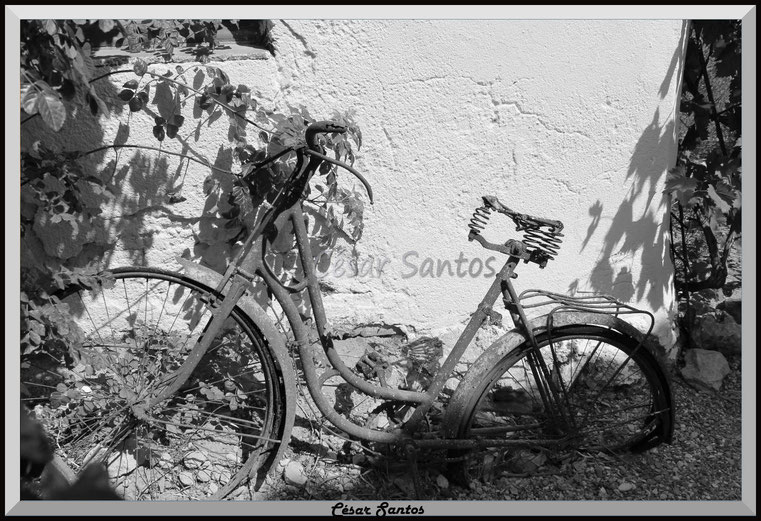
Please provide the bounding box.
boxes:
[22,20,687,353]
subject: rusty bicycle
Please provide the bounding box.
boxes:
[46,121,674,500]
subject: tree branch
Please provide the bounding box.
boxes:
[80,144,236,175]
[693,27,728,156]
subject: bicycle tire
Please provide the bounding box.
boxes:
[447,325,672,485]
[40,267,288,500]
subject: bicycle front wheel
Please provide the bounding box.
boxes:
[448,325,672,484]
[40,267,287,500]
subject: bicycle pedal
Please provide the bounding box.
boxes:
[355,350,390,381]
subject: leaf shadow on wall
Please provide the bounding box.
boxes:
[569,21,688,312]
[571,110,676,310]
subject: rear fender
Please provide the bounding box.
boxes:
[443,311,673,442]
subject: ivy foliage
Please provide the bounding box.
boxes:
[20,19,275,131]
[666,20,742,297]
[20,20,365,362]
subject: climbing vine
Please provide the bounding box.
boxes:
[664,20,743,356]
[20,20,364,362]
[666,20,741,299]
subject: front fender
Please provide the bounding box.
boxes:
[443,311,670,440]
[176,258,296,478]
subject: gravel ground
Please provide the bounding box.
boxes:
[249,356,742,502]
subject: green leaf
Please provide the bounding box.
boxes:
[707,184,731,213]
[21,86,38,114]
[36,90,66,131]
[87,87,109,117]
[118,89,135,102]
[44,19,58,35]
[664,168,698,207]
[221,84,236,102]
[29,330,41,345]
[133,58,148,77]
[98,19,115,33]
[123,79,139,90]
[153,125,165,141]
[70,51,91,83]
[166,124,179,138]
[128,96,144,112]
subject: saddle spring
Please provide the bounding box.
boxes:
[469,205,492,235]
[520,224,564,260]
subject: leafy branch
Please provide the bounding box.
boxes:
[665,20,741,299]
[20,19,367,364]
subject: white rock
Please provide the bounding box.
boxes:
[197,470,211,482]
[225,453,239,463]
[618,482,635,492]
[283,461,308,487]
[178,472,195,487]
[691,311,741,356]
[436,474,450,489]
[681,349,731,391]
[375,413,390,430]
[290,426,313,443]
[184,451,207,469]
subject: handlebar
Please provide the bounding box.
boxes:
[303,148,374,204]
[301,121,373,204]
[305,120,348,151]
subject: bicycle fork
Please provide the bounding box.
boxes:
[498,258,578,435]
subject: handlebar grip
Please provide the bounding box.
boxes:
[305,121,348,150]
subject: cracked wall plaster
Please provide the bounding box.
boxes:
[22,19,687,354]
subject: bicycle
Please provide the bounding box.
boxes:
[36,121,674,500]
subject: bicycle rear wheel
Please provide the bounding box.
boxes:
[38,267,287,500]
[448,325,672,484]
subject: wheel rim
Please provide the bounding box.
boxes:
[459,331,667,481]
[27,270,283,500]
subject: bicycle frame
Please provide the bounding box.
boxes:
[150,143,650,451]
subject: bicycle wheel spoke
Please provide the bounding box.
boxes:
[78,292,109,352]
[159,406,266,430]
[450,327,672,484]
[32,269,287,500]
[144,415,279,444]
